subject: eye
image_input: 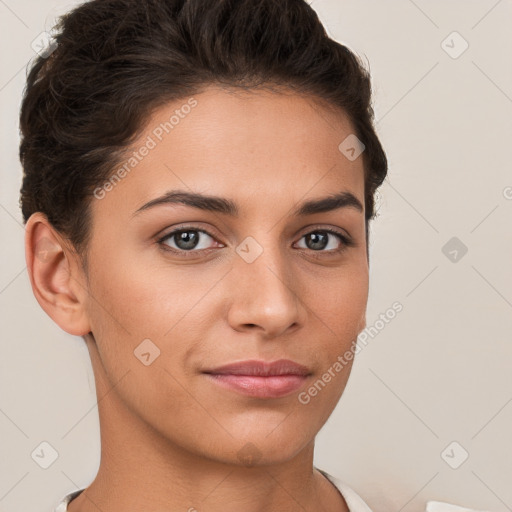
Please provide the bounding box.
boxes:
[295,229,355,255]
[156,225,355,259]
[157,227,221,256]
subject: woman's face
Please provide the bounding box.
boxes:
[81,86,368,465]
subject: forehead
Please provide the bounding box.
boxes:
[91,86,365,219]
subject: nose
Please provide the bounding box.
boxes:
[227,243,306,338]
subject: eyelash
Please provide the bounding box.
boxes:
[156,225,356,259]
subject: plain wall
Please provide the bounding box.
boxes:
[1,1,511,511]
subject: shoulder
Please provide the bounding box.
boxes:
[53,488,85,512]
[315,467,374,512]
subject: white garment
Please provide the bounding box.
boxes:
[53,467,373,511]
[317,468,374,511]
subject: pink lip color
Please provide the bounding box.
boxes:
[205,374,307,398]
[203,359,310,398]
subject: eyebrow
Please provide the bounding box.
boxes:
[131,189,364,218]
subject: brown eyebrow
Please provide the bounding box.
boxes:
[131,189,364,218]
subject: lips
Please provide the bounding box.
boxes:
[202,359,311,398]
[203,359,311,377]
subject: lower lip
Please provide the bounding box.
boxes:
[204,373,308,398]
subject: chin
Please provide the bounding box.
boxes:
[222,427,315,467]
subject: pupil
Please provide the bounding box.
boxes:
[308,232,327,250]
[176,230,199,250]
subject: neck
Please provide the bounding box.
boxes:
[67,339,348,512]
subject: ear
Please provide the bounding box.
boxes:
[24,212,91,336]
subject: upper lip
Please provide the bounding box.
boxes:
[203,359,311,377]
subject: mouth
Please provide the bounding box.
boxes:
[202,359,311,399]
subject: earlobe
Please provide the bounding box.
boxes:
[25,213,91,337]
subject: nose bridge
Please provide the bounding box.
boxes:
[228,233,303,335]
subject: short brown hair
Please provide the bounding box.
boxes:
[19,0,388,267]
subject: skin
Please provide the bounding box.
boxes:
[25,86,368,512]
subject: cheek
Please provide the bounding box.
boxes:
[84,251,220,392]
[88,246,206,336]
[83,257,201,420]
[304,263,368,341]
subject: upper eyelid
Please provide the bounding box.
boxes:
[159,225,219,241]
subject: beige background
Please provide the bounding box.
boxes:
[1,1,511,511]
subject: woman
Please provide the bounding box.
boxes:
[19,0,388,510]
